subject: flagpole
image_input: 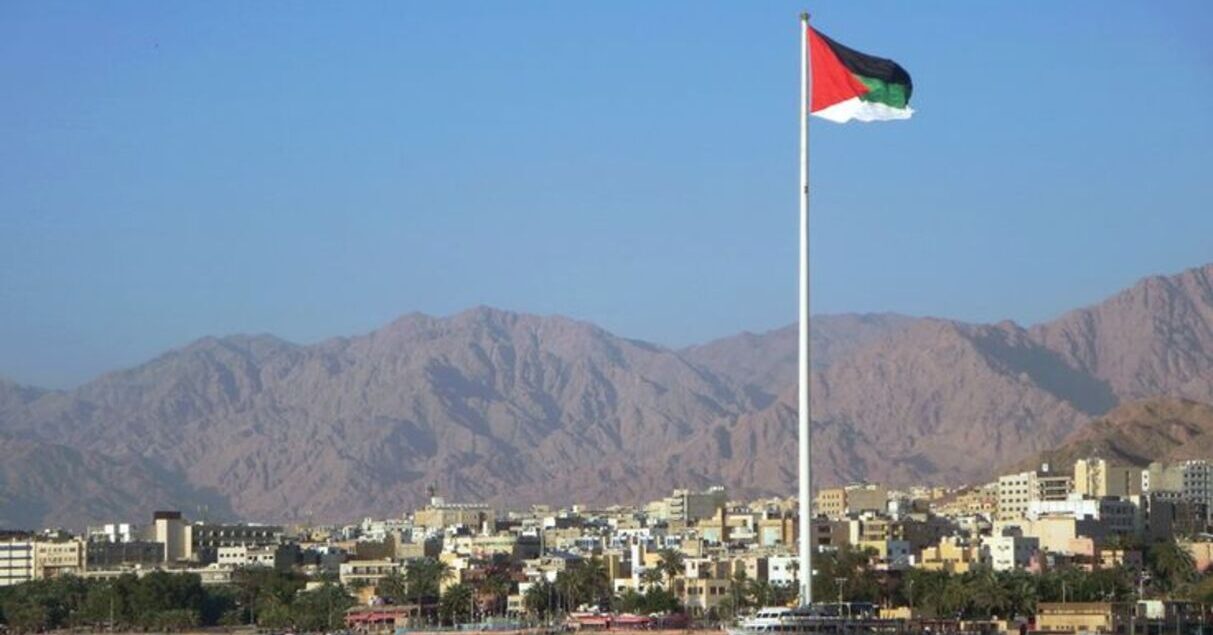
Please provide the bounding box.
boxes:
[797,10,813,608]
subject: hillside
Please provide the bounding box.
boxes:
[3,263,1213,527]
[1019,397,1213,471]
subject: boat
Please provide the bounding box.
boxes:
[727,603,905,635]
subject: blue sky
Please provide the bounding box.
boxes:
[2,1,1212,388]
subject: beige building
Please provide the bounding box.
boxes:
[339,558,401,588]
[918,537,983,573]
[33,540,85,579]
[816,484,887,519]
[1035,602,1130,633]
[817,488,847,519]
[756,515,796,547]
[413,497,495,532]
[1074,458,1142,499]
[151,511,192,562]
[679,577,732,615]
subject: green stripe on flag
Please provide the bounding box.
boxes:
[855,75,910,109]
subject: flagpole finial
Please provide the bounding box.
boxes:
[800,12,810,22]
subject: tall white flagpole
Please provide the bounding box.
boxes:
[797,11,813,608]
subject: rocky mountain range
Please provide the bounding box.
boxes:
[2,263,1213,529]
[1016,397,1213,472]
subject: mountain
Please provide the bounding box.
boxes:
[681,313,917,402]
[1030,265,1213,401]
[0,378,46,420]
[3,263,1213,528]
[5,309,753,524]
[1015,397,1213,471]
[0,434,233,530]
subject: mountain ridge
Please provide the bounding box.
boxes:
[3,263,1213,528]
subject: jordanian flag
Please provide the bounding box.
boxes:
[809,27,913,123]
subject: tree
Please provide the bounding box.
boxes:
[292,583,355,631]
[811,546,880,603]
[1149,540,1197,595]
[640,567,665,590]
[440,583,473,625]
[378,571,410,604]
[525,580,557,619]
[406,557,454,603]
[555,557,610,612]
[657,549,685,584]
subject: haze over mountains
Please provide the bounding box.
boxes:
[3,263,1213,529]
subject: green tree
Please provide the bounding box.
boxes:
[1149,540,1197,595]
[525,580,557,619]
[440,583,473,625]
[657,549,685,583]
[377,571,410,604]
[405,557,454,603]
[292,583,355,631]
[640,567,665,590]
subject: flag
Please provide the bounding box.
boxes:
[809,27,913,123]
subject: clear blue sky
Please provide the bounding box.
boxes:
[3,1,1212,388]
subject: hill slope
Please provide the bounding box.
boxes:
[3,264,1213,527]
[1019,397,1213,471]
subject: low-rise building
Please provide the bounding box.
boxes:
[1035,602,1130,633]
[33,539,84,579]
[339,558,401,588]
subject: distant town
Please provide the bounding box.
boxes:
[3,456,1213,633]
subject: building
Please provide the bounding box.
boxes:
[756,514,795,547]
[413,498,496,532]
[815,484,886,519]
[918,537,983,573]
[664,487,727,523]
[0,538,34,587]
[1136,492,1206,541]
[339,559,401,587]
[982,531,1039,572]
[32,540,84,579]
[87,523,138,543]
[1074,458,1142,499]
[811,518,849,550]
[191,523,283,564]
[1026,496,1137,537]
[997,465,1074,521]
[817,488,847,519]
[1147,460,1213,523]
[86,540,165,569]
[151,511,192,562]
[1035,602,1130,633]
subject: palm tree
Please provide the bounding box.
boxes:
[657,549,685,584]
[968,569,1009,619]
[377,572,409,604]
[440,583,474,625]
[640,567,665,591]
[999,570,1039,617]
[1149,540,1197,595]
[524,580,557,620]
[406,558,454,603]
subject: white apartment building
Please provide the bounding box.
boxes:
[87,523,137,543]
[997,465,1074,521]
[982,532,1039,571]
[1026,495,1138,536]
[0,539,34,587]
[767,555,799,587]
